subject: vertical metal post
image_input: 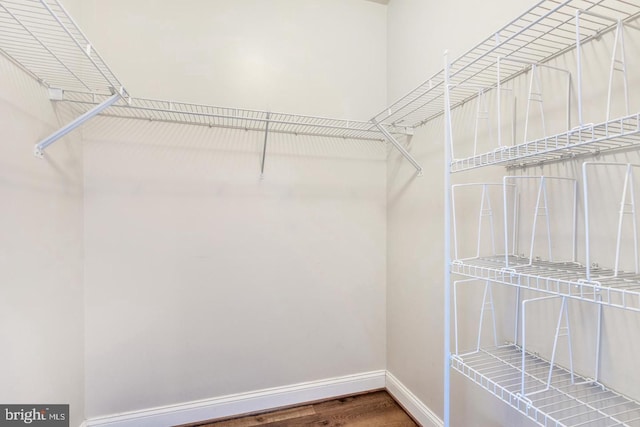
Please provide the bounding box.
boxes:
[443,50,452,427]
[521,299,528,396]
[595,299,603,382]
[576,10,584,127]
[572,180,578,262]
[583,163,592,281]
[260,113,270,178]
[497,57,502,148]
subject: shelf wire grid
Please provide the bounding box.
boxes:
[451,256,640,311]
[452,345,640,426]
[60,91,396,141]
[0,0,125,95]
[371,0,640,129]
[451,114,640,171]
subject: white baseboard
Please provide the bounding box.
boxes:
[85,370,386,427]
[386,371,443,427]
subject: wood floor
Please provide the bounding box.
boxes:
[183,391,419,427]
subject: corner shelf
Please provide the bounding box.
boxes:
[452,345,640,427]
[372,0,640,131]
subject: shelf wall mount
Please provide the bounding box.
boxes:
[371,118,422,175]
[33,87,126,158]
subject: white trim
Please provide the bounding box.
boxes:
[84,370,386,427]
[386,371,444,427]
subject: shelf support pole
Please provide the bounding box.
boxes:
[34,91,122,157]
[371,119,422,176]
[443,49,452,427]
[260,113,270,178]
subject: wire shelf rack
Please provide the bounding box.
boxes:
[451,256,640,312]
[451,114,640,172]
[0,0,125,95]
[60,91,397,141]
[452,345,640,427]
[371,0,640,130]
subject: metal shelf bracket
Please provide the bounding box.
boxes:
[371,119,422,176]
[260,113,270,178]
[34,88,124,158]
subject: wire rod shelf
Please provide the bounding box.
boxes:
[0,0,125,95]
[371,0,640,129]
[452,345,640,426]
[451,256,640,312]
[450,114,640,172]
[60,91,401,141]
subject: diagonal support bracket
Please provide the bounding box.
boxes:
[260,112,270,178]
[371,119,422,176]
[34,90,123,158]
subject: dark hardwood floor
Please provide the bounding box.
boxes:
[181,390,419,427]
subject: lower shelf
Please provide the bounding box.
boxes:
[452,345,640,427]
[451,256,640,312]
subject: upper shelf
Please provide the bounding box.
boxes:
[372,0,640,129]
[0,0,405,145]
[0,0,126,96]
[60,91,399,141]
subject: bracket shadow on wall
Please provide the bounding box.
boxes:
[0,0,421,175]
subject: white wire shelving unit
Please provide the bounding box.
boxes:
[3,0,640,425]
[367,0,640,426]
[0,0,421,172]
[373,0,640,168]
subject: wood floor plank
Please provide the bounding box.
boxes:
[210,406,317,427]
[188,391,418,427]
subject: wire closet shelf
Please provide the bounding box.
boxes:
[0,0,124,95]
[373,0,640,170]
[0,0,408,148]
[60,91,400,141]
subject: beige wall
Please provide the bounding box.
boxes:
[81,117,387,417]
[79,0,388,121]
[71,0,389,418]
[0,56,85,425]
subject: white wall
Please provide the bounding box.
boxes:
[81,118,387,418]
[0,56,85,425]
[79,0,388,121]
[69,0,389,419]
